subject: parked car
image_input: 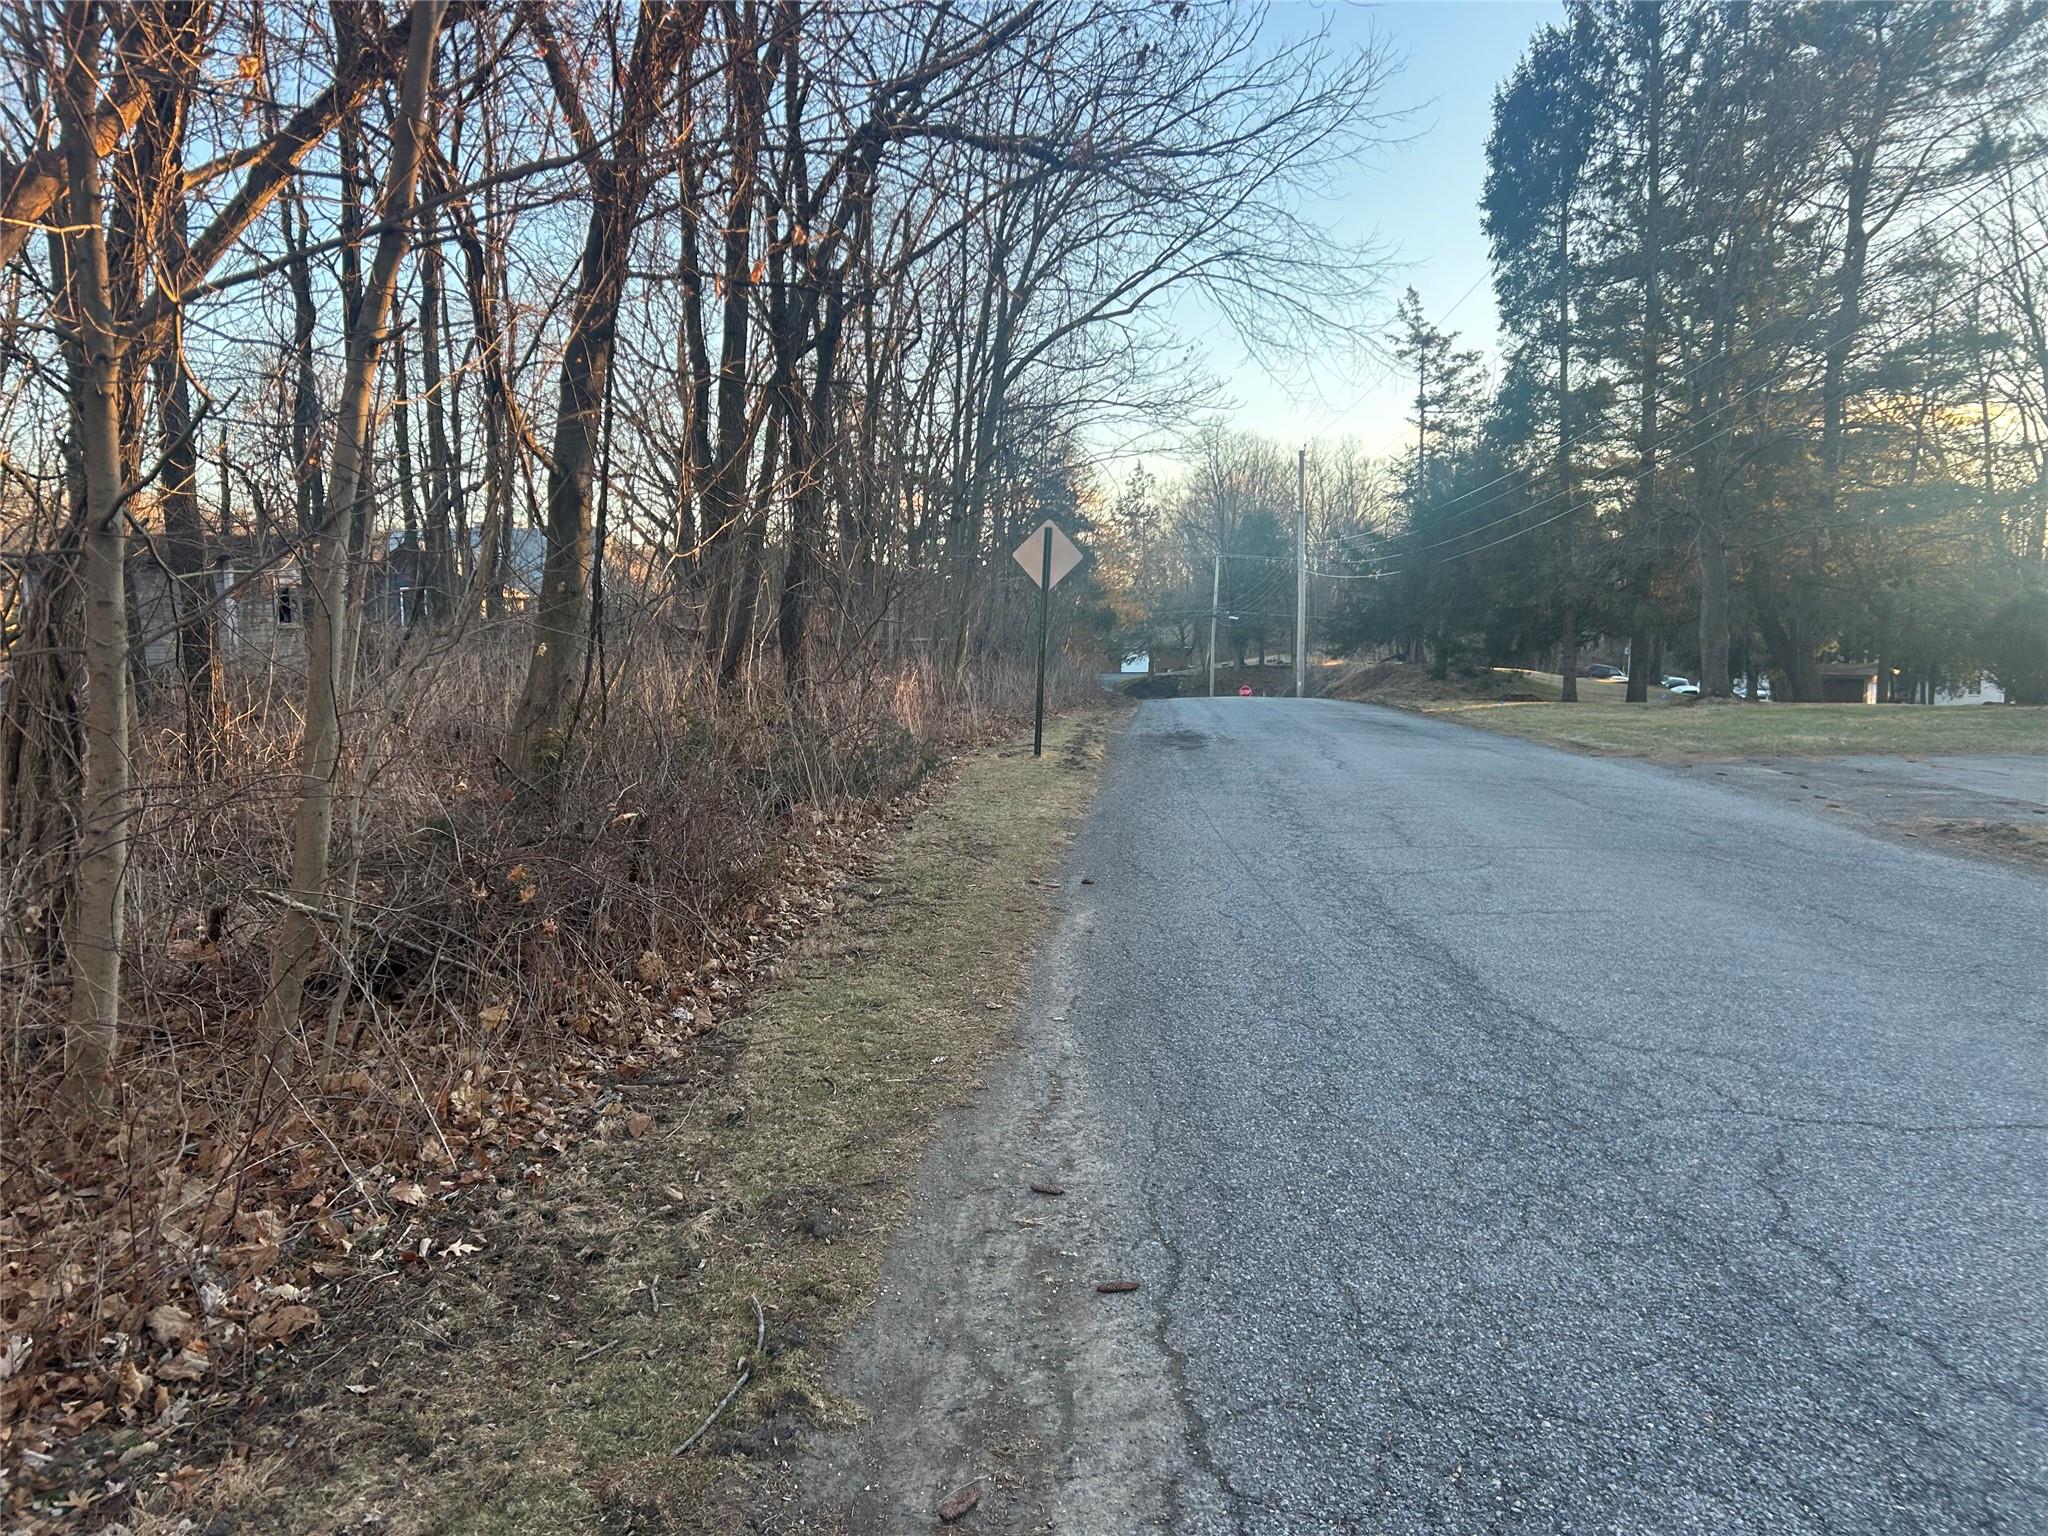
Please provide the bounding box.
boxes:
[1660,674,1693,691]
[1732,679,1774,700]
[1667,681,1700,697]
[1581,663,1627,681]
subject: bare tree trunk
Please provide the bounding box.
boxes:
[701,2,771,672]
[673,140,714,598]
[395,332,421,549]
[0,572,83,978]
[1554,199,1579,705]
[1625,624,1651,702]
[1693,244,1739,700]
[507,1,691,771]
[433,161,517,618]
[281,182,325,534]
[1,226,87,976]
[442,280,472,583]
[155,334,216,770]
[1696,519,1732,700]
[419,217,457,618]
[55,10,131,1118]
[260,1,445,1060]
[1557,604,1580,700]
[719,411,784,686]
[1624,9,1663,708]
[767,21,823,687]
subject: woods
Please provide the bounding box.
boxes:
[0,0,1391,1506]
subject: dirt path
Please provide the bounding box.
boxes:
[751,872,1217,1534]
[1667,752,2048,870]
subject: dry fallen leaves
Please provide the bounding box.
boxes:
[113,1360,150,1415]
[4,753,925,1497]
[251,1304,320,1345]
[146,1304,196,1347]
[156,1340,211,1383]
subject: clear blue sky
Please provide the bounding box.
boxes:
[1221,0,1563,454]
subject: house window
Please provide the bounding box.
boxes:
[277,584,297,625]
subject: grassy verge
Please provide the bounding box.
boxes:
[1428,693,2047,758]
[221,710,1119,1535]
[1315,661,2047,759]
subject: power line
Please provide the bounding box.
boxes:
[1325,155,2048,562]
[1305,216,2048,584]
[1319,199,2048,575]
[1436,269,1489,327]
[1419,223,2048,568]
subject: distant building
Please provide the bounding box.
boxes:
[1,546,299,672]
[6,525,553,684]
[1818,663,1880,704]
[1810,663,2009,706]
[379,527,548,622]
[123,537,306,671]
[1933,672,2006,707]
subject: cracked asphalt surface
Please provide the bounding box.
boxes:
[794,699,2048,1534]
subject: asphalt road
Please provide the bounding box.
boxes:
[795,699,2048,1535]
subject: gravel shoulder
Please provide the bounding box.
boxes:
[1666,752,2048,870]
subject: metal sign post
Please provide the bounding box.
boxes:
[1295,446,1308,699]
[1034,526,1052,754]
[1009,519,1084,758]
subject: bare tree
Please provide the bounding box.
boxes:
[506,0,696,774]
[259,0,447,1061]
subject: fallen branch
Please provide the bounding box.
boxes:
[671,1295,766,1458]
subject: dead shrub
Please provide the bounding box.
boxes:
[0,631,1093,1525]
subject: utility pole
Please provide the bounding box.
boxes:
[1294,446,1307,700]
[1207,549,1221,698]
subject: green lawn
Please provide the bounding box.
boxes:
[1420,671,2048,758]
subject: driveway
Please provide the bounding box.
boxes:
[787,699,2048,1534]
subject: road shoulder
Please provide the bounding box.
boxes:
[732,810,1216,1535]
[205,710,1122,1535]
[1664,752,2048,872]
[1304,664,2047,872]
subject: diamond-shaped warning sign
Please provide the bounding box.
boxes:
[1011,520,1084,590]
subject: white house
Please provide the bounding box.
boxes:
[1934,672,2007,706]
